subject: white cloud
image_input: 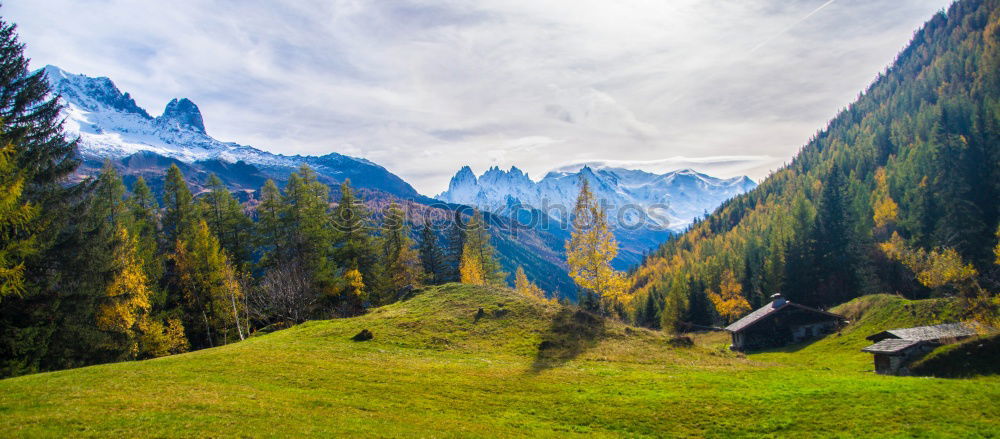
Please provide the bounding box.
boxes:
[5,0,952,194]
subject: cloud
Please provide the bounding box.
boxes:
[5,0,952,194]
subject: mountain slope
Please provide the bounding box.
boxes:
[43,65,424,200]
[1,285,997,437]
[628,0,1000,319]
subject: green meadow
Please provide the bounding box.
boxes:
[1,285,997,438]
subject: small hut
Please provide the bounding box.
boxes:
[725,293,846,351]
[862,323,977,375]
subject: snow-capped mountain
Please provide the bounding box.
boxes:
[40,65,422,199]
[437,165,757,231]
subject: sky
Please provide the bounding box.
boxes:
[6,0,953,195]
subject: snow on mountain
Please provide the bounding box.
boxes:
[40,65,422,199]
[437,164,757,231]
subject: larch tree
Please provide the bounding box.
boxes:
[514,266,547,302]
[174,220,246,348]
[95,226,152,360]
[565,176,626,304]
[0,142,37,298]
[459,210,504,286]
[707,270,751,324]
[126,177,163,305]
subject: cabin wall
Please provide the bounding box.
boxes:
[730,309,842,351]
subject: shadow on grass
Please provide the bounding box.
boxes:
[741,333,839,355]
[529,307,606,373]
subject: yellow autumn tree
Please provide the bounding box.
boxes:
[566,177,627,302]
[342,268,365,299]
[707,270,751,324]
[459,250,486,285]
[879,232,977,288]
[137,317,188,358]
[871,167,898,230]
[459,210,504,286]
[514,266,550,303]
[96,226,153,359]
[879,232,997,327]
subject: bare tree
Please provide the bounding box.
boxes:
[248,262,317,325]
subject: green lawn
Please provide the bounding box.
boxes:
[1,285,997,438]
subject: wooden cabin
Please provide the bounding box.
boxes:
[862,323,977,375]
[725,294,846,351]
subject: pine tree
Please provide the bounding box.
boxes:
[566,176,626,304]
[459,210,504,286]
[418,218,445,284]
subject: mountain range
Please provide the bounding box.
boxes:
[42,64,757,296]
[437,165,756,232]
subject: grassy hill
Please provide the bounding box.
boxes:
[1,285,997,437]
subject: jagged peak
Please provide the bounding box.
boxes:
[158,98,206,134]
[40,64,152,118]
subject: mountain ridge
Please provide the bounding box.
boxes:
[41,65,423,200]
[437,164,756,232]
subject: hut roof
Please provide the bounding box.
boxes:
[861,338,923,354]
[865,323,977,343]
[724,299,845,333]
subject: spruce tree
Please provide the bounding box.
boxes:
[331,179,380,298]
[255,179,287,270]
[417,218,445,284]
[378,202,422,303]
[443,209,466,282]
[0,16,79,375]
[201,174,252,268]
[162,164,196,247]
[283,165,335,295]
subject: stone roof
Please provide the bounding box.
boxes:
[865,323,977,343]
[724,300,845,333]
[861,338,923,354]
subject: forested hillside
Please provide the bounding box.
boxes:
[629,0,1000,329]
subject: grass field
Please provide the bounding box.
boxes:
[1,284,997,438]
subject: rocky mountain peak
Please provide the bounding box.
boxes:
[158,98,206,134]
